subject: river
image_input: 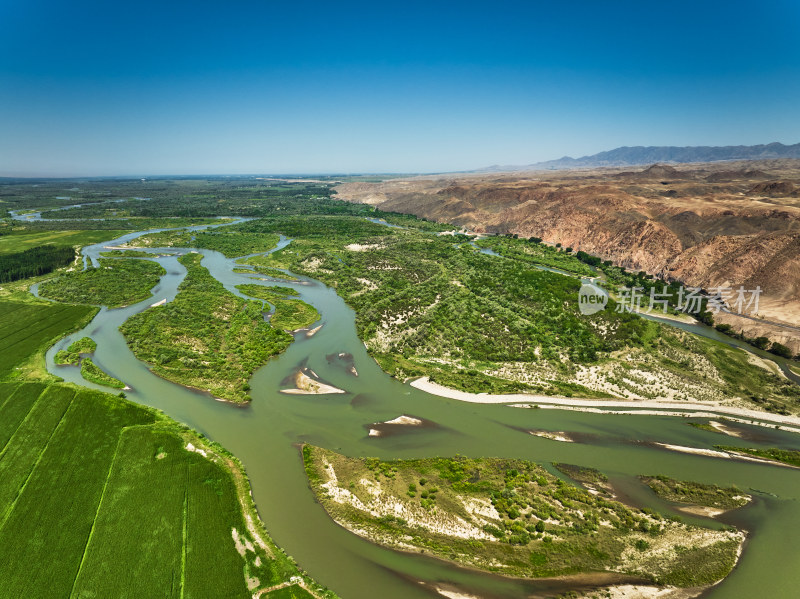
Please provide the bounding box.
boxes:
[44,225,800,599]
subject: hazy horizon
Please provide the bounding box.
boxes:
[2,0,799,177]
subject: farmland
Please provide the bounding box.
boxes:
[0,382,333,599]
[0,230,127,254]
[120,253,293,402]
[0,300,97,379]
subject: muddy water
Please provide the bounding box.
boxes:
[46,228,800,599]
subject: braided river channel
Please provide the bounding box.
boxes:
[43,224,800,599]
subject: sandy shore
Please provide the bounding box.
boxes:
[410,377,800,432]
[281,371,345,395]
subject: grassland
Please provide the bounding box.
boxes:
[303,446,743,586]
[225,216,800,412]
[120,253,293,402]
[714,446,800,467]
[80,357,126,389]
[0,230,127,254]
[0,300,97,380]
[640,476,751,510]
[236,284,320,331]
[38,258,166,308]
[0,382,335,599]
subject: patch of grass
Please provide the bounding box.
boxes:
[714,446,800,468]
[640,475,750,509]
[236,284,320,330]
[80,357,126,389]
[38,258,165,308]
[99,249,157,257]
[236,254,298,280]
[54,336,97,365]
[688,421,718,433]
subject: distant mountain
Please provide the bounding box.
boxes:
[485,142,800,171]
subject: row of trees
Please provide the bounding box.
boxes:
[0,245,74,283]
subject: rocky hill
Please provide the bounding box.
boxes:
[335,160,800,351]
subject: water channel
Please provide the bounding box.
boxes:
[40,223,800,599]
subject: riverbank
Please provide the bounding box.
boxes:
[410,377,800,433]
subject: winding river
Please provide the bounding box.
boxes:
[42,224,800,599]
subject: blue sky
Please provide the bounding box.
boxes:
[1,0,798,176]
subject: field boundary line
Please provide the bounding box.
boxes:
[0,384,49,456]
[0,387,75,531]
[0,383,20,413]
[67,424,128,598]
[179,466,189,599]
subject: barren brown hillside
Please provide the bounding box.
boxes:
[335,160,800,351]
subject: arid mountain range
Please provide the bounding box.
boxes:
[335,159,800,352]
[481,141,800,171]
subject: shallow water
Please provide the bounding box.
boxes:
[45,226,800,599]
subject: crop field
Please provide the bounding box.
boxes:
[0,230,125,254]
[38,257,166,308]
[0,383,330,598]
[0,300,97,378]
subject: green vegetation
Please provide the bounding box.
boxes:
[688,421,718,433]
[99,249,156,257]
[715,446,800,468]
[0,300,97,379]
[224,215,800,411]
[130,229,281,258]
[120,253,293,402]
[475,236,596,275]
[236,253,298,280]
[236,284,320,330]
[54,336,97,365]
[0,245,75,283]
[303,446,743,586]
[38,258,165,308]
[0,382,335,599]
[80,357,126,389]
[0,230,126,254]
[640,476,750,510]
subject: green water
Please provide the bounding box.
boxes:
[46,230,800,599]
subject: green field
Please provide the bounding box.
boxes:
[121,253,293,402]
[38,258,166,308]
[0,301,97,379]
[0,230,125,254]
[0,382,332,598]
